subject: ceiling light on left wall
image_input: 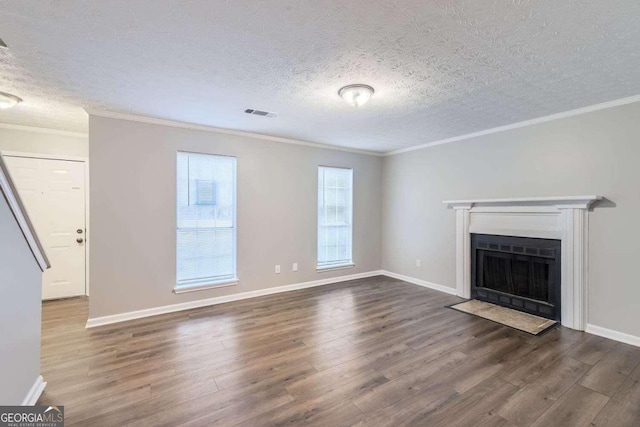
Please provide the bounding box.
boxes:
[0,91,22,109]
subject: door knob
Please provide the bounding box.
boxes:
[76,238,84,244]
[77,229,83,234]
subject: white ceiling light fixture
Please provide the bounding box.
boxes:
[338,84,374,107]
[0,91,22,109]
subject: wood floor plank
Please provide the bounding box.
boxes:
[531,384,609,427]
[36,277,640,427]
[351,350,470,413]
[591,362,640,427]
[579,342,640,396]
[566,334,617,365]
[402,376,518,427]
[496,356,590,425]
[234,371,385,427]
[498,328,587,387]
[474,414,517,427]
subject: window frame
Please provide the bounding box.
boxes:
[174,150,238,293]
[316,165,354,272]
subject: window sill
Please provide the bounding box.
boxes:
[173,278,238,294]
[316,263,355,273]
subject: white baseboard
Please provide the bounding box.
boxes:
[381,270,458,296]
[84,269,640,349]
[586,324,640,348]
[86,270,383,328]
[22,375,46,406]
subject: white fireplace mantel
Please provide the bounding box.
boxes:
[443,195,602,331]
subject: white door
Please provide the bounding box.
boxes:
[4,156,86,300]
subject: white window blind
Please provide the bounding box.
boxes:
[176,152,237,288]
[317,166,353,269]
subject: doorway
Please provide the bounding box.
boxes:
[3,153,87,300]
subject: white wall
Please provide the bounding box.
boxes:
[0,192,42,404]
[88,116,383,319]
[0,125,88,157]
[382,101,640,338]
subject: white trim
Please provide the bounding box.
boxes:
[2,152,90,296]
[84,159,90,296]
[385,94,640,156]
[455,207,472,299]
[0,150,88,163]
[86,270,383,328]
[0,155,50,271]
[86,109,382,157]
[586,324,640,348]
[0,122,87,138]
[381,270,457,296]
[173,279,238,294]
[316,263,355,272]
[21,375,46,406]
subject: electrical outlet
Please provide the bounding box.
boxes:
[275,265,281,274]
[416,259,421,267]
[292,263,298,272]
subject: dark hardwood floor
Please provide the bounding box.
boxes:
[38,276,640,426]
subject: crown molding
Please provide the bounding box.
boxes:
[384,94,640,156]
[85,109,383,157]
[0,122,87,138]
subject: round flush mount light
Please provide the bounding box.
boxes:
[0,91,22,109]
[338,84,374,107]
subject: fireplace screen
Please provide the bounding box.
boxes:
[472,234,561,320]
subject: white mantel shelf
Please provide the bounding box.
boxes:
[443,195,604,331]
[443,195,602,209]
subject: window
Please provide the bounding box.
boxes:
[317,166,353,270]
[176,152,237,290]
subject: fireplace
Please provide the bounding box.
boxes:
[471,234,561,321]
[445,196,602,330]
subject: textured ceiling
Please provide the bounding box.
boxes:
[1,1,639,152]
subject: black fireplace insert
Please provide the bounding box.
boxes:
[471,234,561,321]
